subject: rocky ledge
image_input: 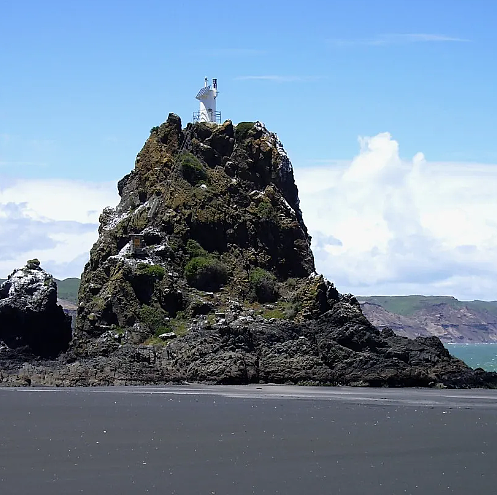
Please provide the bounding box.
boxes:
[1,116,496,388]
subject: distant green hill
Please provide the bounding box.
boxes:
[0,277,80,304]
[359,295,497,317]
[56,278,81,303]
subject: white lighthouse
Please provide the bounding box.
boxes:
[193,77,221,124]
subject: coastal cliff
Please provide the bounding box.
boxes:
[360,296,497,343]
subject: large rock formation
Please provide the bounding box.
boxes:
[0,260,72,358]
[1,116,496,388]
[75,116,326,346]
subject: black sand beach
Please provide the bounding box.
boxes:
[1,385,496,495]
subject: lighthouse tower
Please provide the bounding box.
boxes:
[193,77,221,124]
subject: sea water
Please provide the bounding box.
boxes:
[445,343,497,371]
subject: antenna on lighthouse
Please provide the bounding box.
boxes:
[193,77,221,124]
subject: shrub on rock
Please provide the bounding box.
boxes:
[256,199,276,221]
[178,152,207,185]
[249,268,278,303]
[186,239,207,258]
[136,263,165,279]
[138,304,169,336]
[26,258,41,269]
[184,257,228,291]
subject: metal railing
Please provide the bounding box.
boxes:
[193,110,221,124]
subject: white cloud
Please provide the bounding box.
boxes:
[330,33,470,46]
[295,133,497,300]
[0,178,119,280]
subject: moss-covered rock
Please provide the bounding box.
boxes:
[76,115,321,344]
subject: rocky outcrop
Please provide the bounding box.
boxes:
[0,260,72,358]
[1,296,494,388]
[75,116,325,345]
[1,116,496,388]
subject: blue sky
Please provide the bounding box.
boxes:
[1,0,497,299]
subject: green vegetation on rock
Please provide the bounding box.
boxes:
[143,336,169,345]
[138,304,169,335]
[90,296,107,312]
[249,268,278,303]
[142,311,189,344]
[136,263,165,279]
[234,121,255,141]
[186,239,207,258]
[178,152,207,185]
[256,199,276,221]
[184,257,228,291]
[26,258,41,269]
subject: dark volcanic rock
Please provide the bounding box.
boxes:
[0,260,72,358]
[2,297,495,388]
[1,116,496,388]
[75,116,322,344]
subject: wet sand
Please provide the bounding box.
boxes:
[1,385,496,495]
